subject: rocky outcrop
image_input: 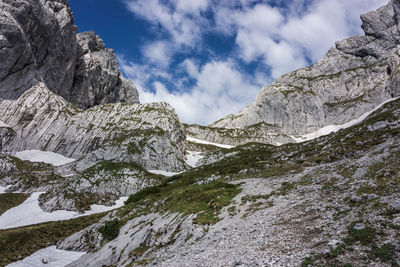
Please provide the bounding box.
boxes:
[70,31,139,109]
[185,123,293,146]
[0,0,139,109]
[0,0,77,100]
[209,0,400,145]
[0,127,15,151]
[38,161,164,212]
[0,83,187,172]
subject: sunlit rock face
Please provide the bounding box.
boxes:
[207,0,400,145]
[0,83,187,172]
[0,0,139,108]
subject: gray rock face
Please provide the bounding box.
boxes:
[0,0,139,109]
[38,162,164,212]
[0,83,186,172]
[0,0,77,100]
[70,31,139,109]
[185,123,293,146]
[208,0,400,145]
[0,127,15,151]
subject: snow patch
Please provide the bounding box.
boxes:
[0,192,128,229]
[0,185,11,193]
[14,150,76,167]
[6,246,86,267]
[291,97,399,143]
[186,136,234,149]
[148,170,180,177]
[0,120,10,128]
[185,151,204,167]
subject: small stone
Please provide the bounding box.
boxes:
[368,121,389,131]
[353,223,366,230]
[233,260,243,267]
[393,216,400,226]
[389,200,400,211]
[350,195,362,203]
[367,194,378,200]
[321,248,331,255]
[328,239,341,249]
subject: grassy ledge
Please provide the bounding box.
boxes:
[0,193,29,215]
[0,212,107,266]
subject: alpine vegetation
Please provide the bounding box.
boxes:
[0,0,400,266]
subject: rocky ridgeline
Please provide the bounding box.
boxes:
[184,123,293,147]
[0,80,188,211]
[0,83,187,172]
[0,0,190,213]
[0,0,138,109]
[186,0,400,146]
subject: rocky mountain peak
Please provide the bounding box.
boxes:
[0,0,139,109]
[198,0,400,146]
[76,31,106,54]
[335,0,400,59]
[361,0,400,41]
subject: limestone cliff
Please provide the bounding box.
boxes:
[204,0,400,145]
[0,83,186,172]
[0,0,139,108]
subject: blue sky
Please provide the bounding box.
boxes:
[69,0,385,125]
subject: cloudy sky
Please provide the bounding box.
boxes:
[70,0,386,125]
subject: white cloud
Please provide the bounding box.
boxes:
[124,0,208,47]
[120,57,264,124]
[142,40,174,67]
[120,0,387,124]
[280,0,386,62]
[223,0,386,78]
[124,0,386,76]
[173,0,209,13]
[117,55,171,92]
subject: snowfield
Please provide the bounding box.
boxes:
[0,185,11,193]
[186,136,234,149]
[0,120,10,128]
[185,151,204,167]
[291,97,399,142]
[0,192,128,229]
[148,170,181,177]
[14,150,76,166]
[6,246,86,267]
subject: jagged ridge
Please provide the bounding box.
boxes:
[0,0,139,109]
[189,0,400,146]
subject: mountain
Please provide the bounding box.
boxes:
[0,0,189,214]
[0,0,139,109]
[0,0,400,266]
[187,0,400,146]
[58,87,400,267]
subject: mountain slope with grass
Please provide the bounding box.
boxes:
[60,93,400,267]
[1,0,400,267]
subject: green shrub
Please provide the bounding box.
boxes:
[346,222,376,245]
[125,186,161,205]
[369,244,395,262]
[99,220,120,240]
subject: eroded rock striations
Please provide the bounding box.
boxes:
[0,0,139,108]
[192,0,400,146]
[0,83,187,172]
[71,31,139,109]
[0,0,189,214]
